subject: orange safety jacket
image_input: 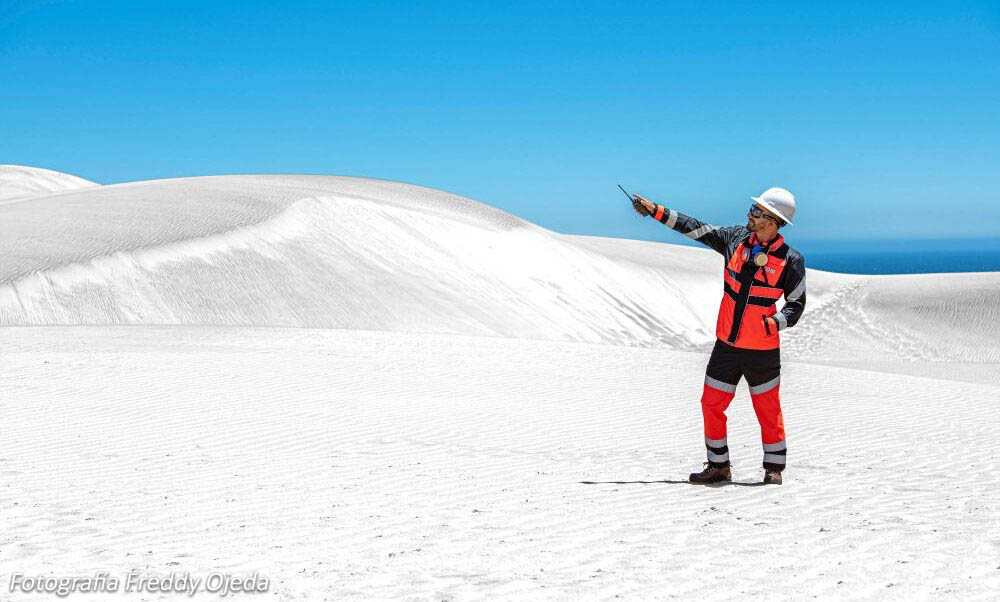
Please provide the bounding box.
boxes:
[648,204,807,350]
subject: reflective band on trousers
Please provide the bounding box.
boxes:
[705,375,738,394]
[762,441,786,452]
[763,453,786,464]
[706,436,729,463]
[749,375,780,395]
[707,451,730,462]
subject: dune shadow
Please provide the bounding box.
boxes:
[580,479,766,488]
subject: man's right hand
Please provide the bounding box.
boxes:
[632,194,656,216]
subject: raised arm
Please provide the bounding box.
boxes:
[634,195,736,256]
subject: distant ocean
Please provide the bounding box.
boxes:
[801,237,1000,275]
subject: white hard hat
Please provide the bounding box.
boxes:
[751,187,795,225]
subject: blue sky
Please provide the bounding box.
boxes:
[1,1,998,244]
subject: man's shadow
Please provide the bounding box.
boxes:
[580,479,766,488]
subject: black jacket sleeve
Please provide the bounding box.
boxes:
[647,203,742,257]
[776,252,806,330]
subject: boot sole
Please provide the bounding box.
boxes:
[688,476,732,485]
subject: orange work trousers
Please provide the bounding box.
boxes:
[700,340,786,471]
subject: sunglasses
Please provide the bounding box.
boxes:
[749,204,781,224]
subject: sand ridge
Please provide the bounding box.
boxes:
[0,164,98,203]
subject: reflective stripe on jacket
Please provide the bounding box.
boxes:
[649,204,806,350]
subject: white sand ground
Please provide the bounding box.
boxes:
[0,167,997,600]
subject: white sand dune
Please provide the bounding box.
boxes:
[782,272,1000,384]
[0,172,835,350]
[1,170,995,378]
[0,164,98,203]
[1,168,997,600]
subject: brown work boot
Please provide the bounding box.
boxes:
[689,462,732,484]
[763,469,783,485]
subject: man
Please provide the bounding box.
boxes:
[630,188,806,485]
